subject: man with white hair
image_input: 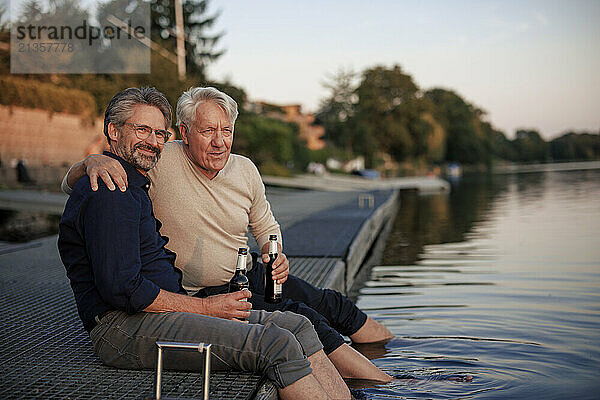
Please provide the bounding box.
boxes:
[63,86,393,382]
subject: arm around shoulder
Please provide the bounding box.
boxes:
[62,159,86,194]
[63,154,128,193]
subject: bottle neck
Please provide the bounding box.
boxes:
[235,254,247,272]
[268,240,278,255]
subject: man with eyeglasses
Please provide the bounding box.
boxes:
[63,86,393,382]
[58,87,352,400]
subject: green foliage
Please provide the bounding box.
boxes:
[0,2,7,31]
[35,58,198,121]
[209,81,248,114]
[0,75,96,116]
[425,88,488,164]
[317,65,445,168]
[309,145,354,165]
[513,129,549,162]
[550,132,600,161]
[16,47,239,127]
[258,161,292,177]
[233,114,308,175]
[290,130,311,172]
[422,112,446,163]
[315,69,358,156]
[260,103,285,115]
[475,120,498,168]
[150,0,224,76]
[491,131,516,161]
[11,0,95,72]
[0,1,9,53]
[354,65,432,165]
[316,64,600,169]
[1,0,226,121]
[492,129,597,163]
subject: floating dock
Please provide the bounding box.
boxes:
[0,186,402,399]
[263,173,449,194]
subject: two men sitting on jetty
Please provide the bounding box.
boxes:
[59,86,392,397]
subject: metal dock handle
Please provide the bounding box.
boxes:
[155,341,212,400]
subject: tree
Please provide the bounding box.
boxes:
[315,69,359,158]
[550,132,600,161]
[421,112,446,163]
[425,88,487,164]
[8,0,231,118]
[150,0,224,76]
[12,0,91,72]
[353,65,432,165]
[0,2,10,74]
[492,131,516,161]
[234,114,301,172]
[513,129,549,162]
[474,118,499,168]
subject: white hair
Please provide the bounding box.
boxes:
[176,86,238,129]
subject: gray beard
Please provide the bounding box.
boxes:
[118,142,161,171]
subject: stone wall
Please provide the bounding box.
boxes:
[0,105,106,168]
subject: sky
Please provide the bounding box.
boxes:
[206,0,599,140]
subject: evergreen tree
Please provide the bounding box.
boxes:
[150,0,224,76]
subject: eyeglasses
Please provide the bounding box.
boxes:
[124,123,171,143]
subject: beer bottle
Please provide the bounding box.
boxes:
[229,247,250,296]
[264,235,282,303]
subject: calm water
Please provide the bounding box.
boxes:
[352,169,600,399]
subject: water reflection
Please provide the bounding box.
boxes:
[353,170,600,399]
[382,175,509,266]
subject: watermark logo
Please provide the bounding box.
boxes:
[10,0,150,74]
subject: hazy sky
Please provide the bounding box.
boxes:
[207,0,599,139]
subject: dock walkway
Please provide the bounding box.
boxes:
[0,187,400,399]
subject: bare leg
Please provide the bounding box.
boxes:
[329,344,392,382]
[308,350,352,400]
[278,373,330,400]
[349,316,393,344]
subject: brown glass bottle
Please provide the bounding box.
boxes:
[264,235,282,303]
[229,248,250,320]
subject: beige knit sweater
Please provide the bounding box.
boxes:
[148,141,281,293]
